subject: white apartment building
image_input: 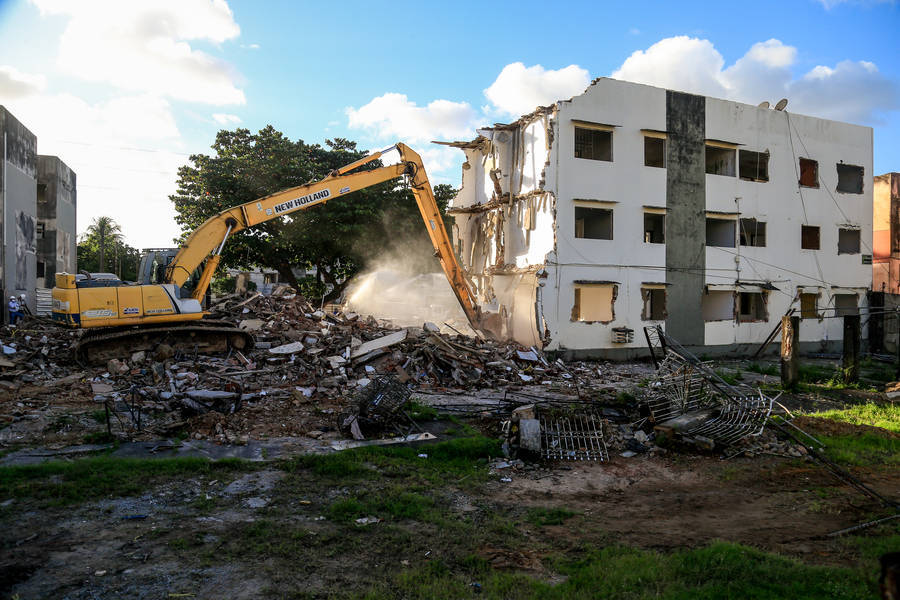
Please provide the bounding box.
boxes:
[447,78,873,358]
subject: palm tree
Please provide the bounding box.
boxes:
[86,216,122,273]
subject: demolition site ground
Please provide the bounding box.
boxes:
[0,299,898,599]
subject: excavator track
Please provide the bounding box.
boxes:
[74,320,254,365]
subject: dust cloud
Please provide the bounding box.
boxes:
[343,254,475,336]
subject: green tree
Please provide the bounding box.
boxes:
[170,126,455,303]
[84,216,122,273]
[77,217,140,281]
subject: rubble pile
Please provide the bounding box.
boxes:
[3,289,632,445]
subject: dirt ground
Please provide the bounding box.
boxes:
[2,441,896,599]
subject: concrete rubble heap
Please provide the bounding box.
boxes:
[0,288,594,444]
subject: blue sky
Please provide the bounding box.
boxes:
[0,0,897,248]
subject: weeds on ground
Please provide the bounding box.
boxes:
[525,507,578,527]
[0,456,252,506]
[366,541,875,599]
[747,362,778,376]
[810,402,900,433]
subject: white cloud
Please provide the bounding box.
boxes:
[0,65,47,98]
[30,0,245,105]
[241,43,260,50]
[612,36,898,123]
[0,87,187,248]
[212,112,242,125]
[346,93,480,143]
[484,62,590,117]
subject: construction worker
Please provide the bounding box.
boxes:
[18,294,32,316]
[8,296,23,326]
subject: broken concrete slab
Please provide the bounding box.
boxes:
[269,341,304,355]
[350,329,408,359]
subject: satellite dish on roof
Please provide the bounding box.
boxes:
[758,101,770,109]
[775,98,788,111]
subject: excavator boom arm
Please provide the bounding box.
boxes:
[167,143,481,329]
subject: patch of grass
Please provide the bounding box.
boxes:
[289,436,501,485]
[90,409,108,424]
[369,541,875,599]
[525,507,577,527]
[715,369,740,386]
[747,362,778,376]
[819,432,899,466]
[810,402,900,433]
[327,490,435,523]
[0,456,253,506]
[403,400,440,421]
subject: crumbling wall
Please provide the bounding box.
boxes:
[450,111,558,347]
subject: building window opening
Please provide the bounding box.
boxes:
[643,213,665,244]
[836,163,864,194]
[738,292,768,322]
[37,261,45,279]
[739,150,769,182]
[739,218,766,247]
[706,218,736,247]
[574,127,612,161]
[800,293,820,319]
[575,207,613,240]
[644,137,665,168]
[801,225,820,250]
[834,294,858,316]
[37,183,47,204]
[641,288,666,320]
[36,222,45,239]
[702,290,734,322]
[838,228,861,254]
[706,145,736,176]
[799,158,818,188]
[572,284,616,323]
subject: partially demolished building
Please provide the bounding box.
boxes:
[448,78,872,357]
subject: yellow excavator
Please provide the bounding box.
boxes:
[52,143,481,363]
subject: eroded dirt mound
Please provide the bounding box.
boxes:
[793,416,900,439]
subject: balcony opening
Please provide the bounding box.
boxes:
[572,284,616,323]
[738,292,768,322]
[800,293,820,319]
[574,127,612,161]
[575,207,613,240]
[836,163,864,194]
[801,225,820,250]
[739,150,769,182]
[644,136,665,168]
[706,218,736,247]
[702,290,734,322]
[643,213,665,244]
[706,145,736,176]
[838,228,861,254]
[834,294,858,316]
[799,158,818,188]
[641,288,666,321]
[739,218,766,247]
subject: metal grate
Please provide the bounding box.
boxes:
[642,325,776,448]
[540,414,608,462]
[685,393,773,446]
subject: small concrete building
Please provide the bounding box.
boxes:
[0,106,38,314]
[36,155,77,288]
[448,78,873,357]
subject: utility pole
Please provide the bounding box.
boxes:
[842,314,860,384]
[781,315,800,388]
